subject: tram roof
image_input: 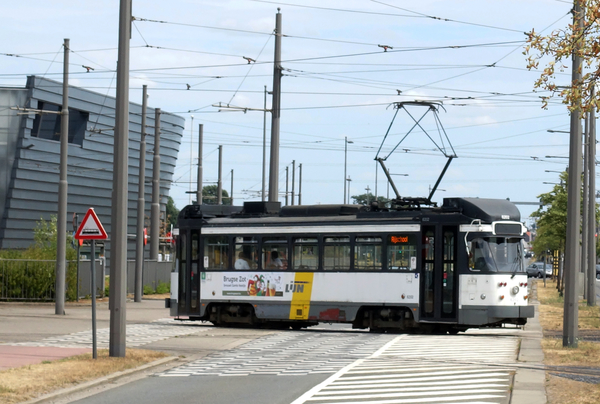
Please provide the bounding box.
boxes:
[177,197,520,227]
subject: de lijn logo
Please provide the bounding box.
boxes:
[285,280,310,293]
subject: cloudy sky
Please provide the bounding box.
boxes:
[2,0,577,222]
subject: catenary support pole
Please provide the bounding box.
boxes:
[588,85,597,306]
[583,113,590,300]
[230,169,234,205]
[150,109,161,260]
[285,166,289,206]
[189,116,193,205]
[217,145,223,205]
[110,0,131,357]
[56,38,69,316]
[298,163,302,205]
[134,85,147,303]
[291,160,295,205]
[197,124,203,205]
[262,86,267,202]
[344,137,348,204]
[563,0,584,348]
[268,10,282,202]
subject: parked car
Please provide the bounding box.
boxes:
[596,264,600,280]
[526,262,552,278]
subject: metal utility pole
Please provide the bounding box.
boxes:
[230,169,234,205]
[583,113,590,300]
[109,0,131,358]
[217,145,223,205]
[262,86,268,202]
[134,85,148,303]
[55,38,69,315]
[197,124,203,205]
[298,163,302,205]
[189,116,194,205]
[344,137,348,204]
[563,0,584,348]
[291,160,295,205]
[268,10,282,202]
[285,166,289,206]
[150,109,161,261]
[588,86,597,306]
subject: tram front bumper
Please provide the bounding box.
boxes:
[459,305,534,326]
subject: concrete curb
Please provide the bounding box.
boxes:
[22,356,180,404]
[511,282,547,404]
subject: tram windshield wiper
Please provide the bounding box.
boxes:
[511,243,523,279]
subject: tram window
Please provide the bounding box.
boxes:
[355,236,382,271]
[262,237,288,270]
[293,237,319,270]
[234,237,258,270]
[387,234,417,271]
[203,236,229,270]
[468,237,523,273]
[323,236,351,271]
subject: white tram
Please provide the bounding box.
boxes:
[169,198,534,333]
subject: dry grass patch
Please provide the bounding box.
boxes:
[536,279,600,331]
[534,279,600,403]
[0,349,167,404]
[542,338,600,367]
[546,376,600,404]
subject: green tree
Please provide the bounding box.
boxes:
[165,196,179,228]
[29,215,77,261]
[530,173,568,257]
[201,185,231,205]
[525,1,599,111]
[351,193,390,207]
[531,171,600,286]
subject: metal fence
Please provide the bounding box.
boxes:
[0,258,173,301]
[0,259,75,301]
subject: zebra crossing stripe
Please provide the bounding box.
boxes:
[290,358,369,404]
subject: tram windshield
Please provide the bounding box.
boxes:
[469,237,524,273]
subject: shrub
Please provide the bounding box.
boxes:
[0,216,78,301]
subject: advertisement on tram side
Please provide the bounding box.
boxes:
[221,272,285,297]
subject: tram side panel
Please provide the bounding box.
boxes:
[198,271,420,323]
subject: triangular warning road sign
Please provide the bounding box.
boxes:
[74,208,108,240]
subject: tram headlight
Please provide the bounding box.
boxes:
[511,286,520,295]
[480,293,486,300]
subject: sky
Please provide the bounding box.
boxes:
[1,0,580,225]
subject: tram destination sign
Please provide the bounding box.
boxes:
[74,208,108,240]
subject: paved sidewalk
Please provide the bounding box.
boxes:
[0,298,171,370]
[511,282,547,404]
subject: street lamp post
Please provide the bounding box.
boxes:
[343,137,353,204]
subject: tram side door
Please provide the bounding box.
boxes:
[420,225,458,322]
[178,229,200,315]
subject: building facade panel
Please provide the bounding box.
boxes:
[0,76,184,267]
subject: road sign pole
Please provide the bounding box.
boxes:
[74,208,106,359]
[91,239,97,359]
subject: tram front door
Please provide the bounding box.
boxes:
[420,225,458,322]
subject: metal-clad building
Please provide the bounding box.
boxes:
[0,76,184,263]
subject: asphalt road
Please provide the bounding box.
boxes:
[59,324,520,404]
